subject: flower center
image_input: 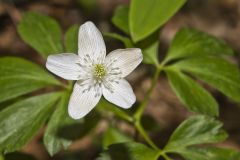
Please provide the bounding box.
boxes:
[93,64,106,79]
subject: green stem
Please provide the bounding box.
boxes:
[156,150,172,160]
[135,121,158,150]
[114,109,134,123]
[160,55,173,67]
[134,66,162,121]
[132,66,163,151]
[97,103,134,123]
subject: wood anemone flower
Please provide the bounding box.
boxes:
[46,21,142,119]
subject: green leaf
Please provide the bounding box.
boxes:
[129,0,186,42]
[56,111,100,141]
[166,69,219,116]
[17,12,63,58]
[165,28,234,62]
[43,95,100,156]
[103,127,132,149]
[136,32,159,66]
[180,147,240,160]
[103,32,133,48]
[112,5,130,34]
[104,31,160,66]
[65,24,79,53]
[142,40,159,66]
[172,57,240,103]
[164,115,227,153]
[45,110,100,155]
[0,57,61,103]
[98,142,159,160]
[43,92,71,156]
[0,92,61,153]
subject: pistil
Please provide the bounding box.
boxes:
[94,64,106,79]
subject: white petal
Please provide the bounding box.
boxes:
[68,82,102,119]
[46,53,81,80]
[102,79,136,109]
[78,21,106,62]
[105,48,143,77]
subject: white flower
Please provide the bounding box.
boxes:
[46,21,142,119]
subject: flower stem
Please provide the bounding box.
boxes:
[155,150,172,160]
[133,66,162,121]
[135,121,158,150]
[132,65,163,151]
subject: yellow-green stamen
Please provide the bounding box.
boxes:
[94,64,106,79]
